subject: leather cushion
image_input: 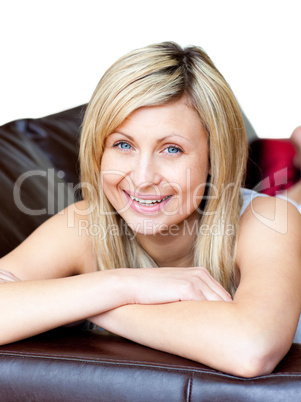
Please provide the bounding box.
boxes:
[0,106,86,257]
[0,328,301,401]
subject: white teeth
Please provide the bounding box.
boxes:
[129,195,170,206]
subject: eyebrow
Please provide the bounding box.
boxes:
[109,131,192,145]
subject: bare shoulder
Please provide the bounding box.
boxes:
[235,195,301,313]
[234,196,301,361]
[237,195,301,267]
[0,200,97,281]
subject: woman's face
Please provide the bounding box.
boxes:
[101,97,210,235]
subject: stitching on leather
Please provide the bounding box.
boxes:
[0,353,202,372]
[0,353,300,381]
[0,351,215,372]
[0,353,218,375]
[0,352,220,375]
[188,373,193,402]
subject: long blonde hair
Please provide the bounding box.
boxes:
[80,42,247,295]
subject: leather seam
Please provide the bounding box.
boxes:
[0,353,301,380]
[0,351,214,372]
[188,372,193,402]
[0,353,224,375]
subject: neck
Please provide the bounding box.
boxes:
[136,212,200,268]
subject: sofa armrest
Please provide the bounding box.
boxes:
[1,328,301,401]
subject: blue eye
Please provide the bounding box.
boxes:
[166,146,182,154]
[114,141,132,150]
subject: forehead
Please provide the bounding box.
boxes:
[115,98,207,142]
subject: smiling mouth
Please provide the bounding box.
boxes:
[128,194,172,206]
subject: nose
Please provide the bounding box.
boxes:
[129,154,162,190]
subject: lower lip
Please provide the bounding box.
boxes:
[124,192,172,214]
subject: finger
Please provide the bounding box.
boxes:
[198,285,224,302]
[195,268,233,302]
[0,269,21,283]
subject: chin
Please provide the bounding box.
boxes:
[124,219,162,236]
[122,214,191,238]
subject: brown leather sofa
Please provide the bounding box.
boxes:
[1,106,301,401]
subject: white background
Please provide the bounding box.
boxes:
[0,0,300,138]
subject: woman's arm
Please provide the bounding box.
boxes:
[0,201,128,344]
[0,201,231,345]
[0,270,130,345]
[90,197,301,378]
[0,267,231,345]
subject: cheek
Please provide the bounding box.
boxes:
[101,153,121,201]
[162,165,208,215]
[100,172,129,215]
[101,150,118,172]
[175,162,209,194]
[183,163,209,209]
[101,172,125,201]
[101,151,126,189]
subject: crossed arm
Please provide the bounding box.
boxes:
[89,197,301,378]
[0,198,300,378]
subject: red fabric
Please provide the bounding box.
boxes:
[246,139,300,196]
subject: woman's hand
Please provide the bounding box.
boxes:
[0,269,20,283]
[117,267,232,306]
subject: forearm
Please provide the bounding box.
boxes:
[0,265,233,346]
[0,270,126,345]
[90,301,290,378]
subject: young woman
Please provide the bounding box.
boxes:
[0,42,300,378]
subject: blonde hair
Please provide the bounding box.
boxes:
[80,42,247,295]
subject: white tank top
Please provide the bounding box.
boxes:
[241,188,301,215]
[240,188,268,216]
